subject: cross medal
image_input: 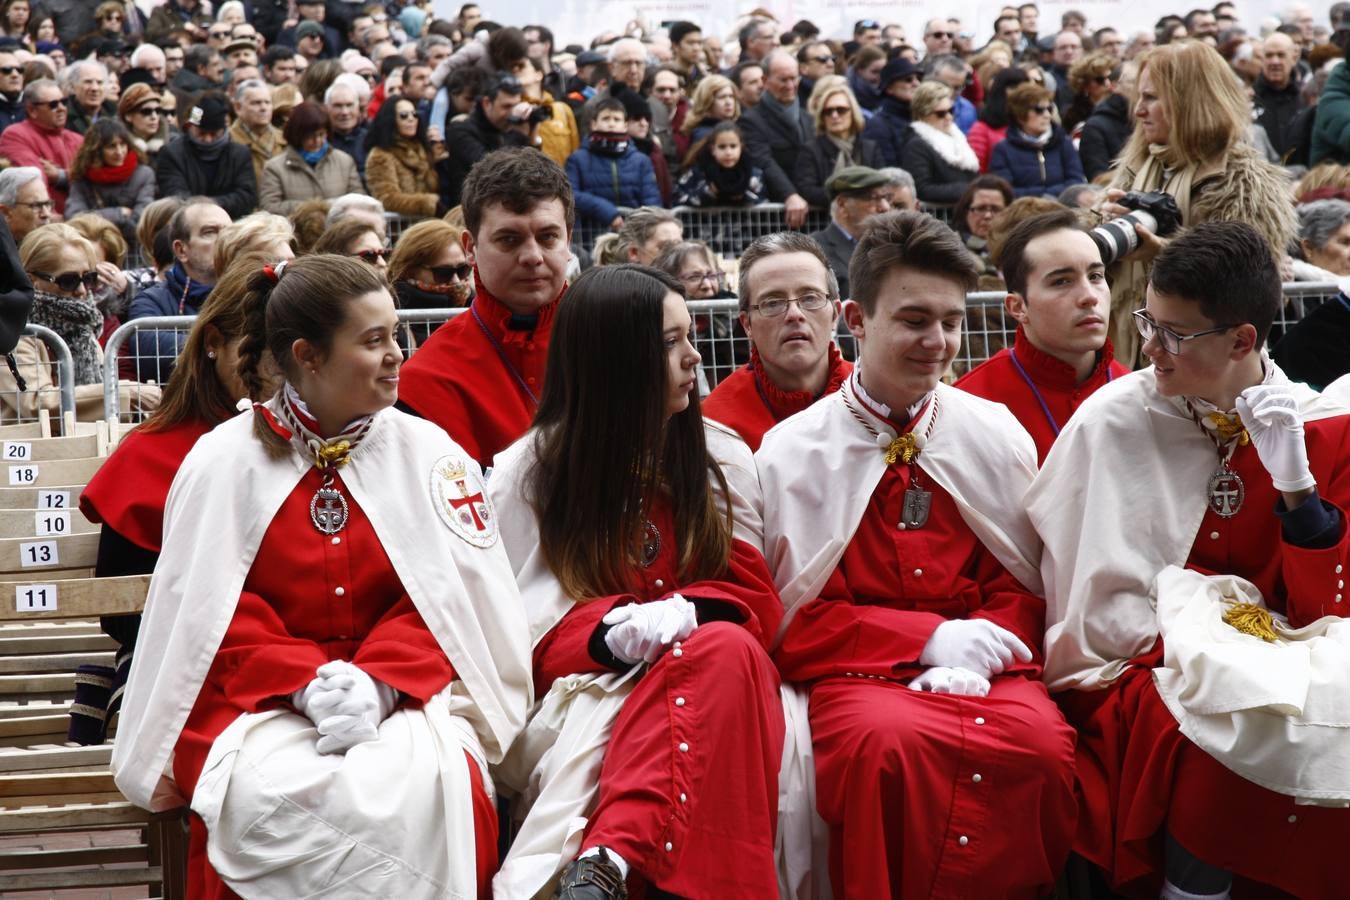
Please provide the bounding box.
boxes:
[310,483,349,534]
[902,487,931,529]
[1207,467,1244,518]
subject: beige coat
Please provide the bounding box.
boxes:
[258,146,364,216]
[365,140,440,217]
[0,335,160,423]
[229,120,285,189]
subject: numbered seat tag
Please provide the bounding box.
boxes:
[37,490,68,509]
[19,540,58,568]
[8,465,38,485]
[34,510,69,536]
[3,441,31,461]
[15,583,56,611]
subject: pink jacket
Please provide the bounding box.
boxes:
[0,120,85,214]
[966,121,1007,174]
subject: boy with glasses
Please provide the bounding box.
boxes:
[1030,221,1350,899]
[0,79,82,214]
[702,231,851,450]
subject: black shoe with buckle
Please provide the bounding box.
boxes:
[556,848,629,899]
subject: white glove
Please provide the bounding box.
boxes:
[908,666,991,697]
[296,661,398,755]
[919,619,1033,680]
[601,594,699,665]
[1236,384,1316,493]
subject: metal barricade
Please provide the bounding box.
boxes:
[574,204,834,263]
[0,325,77,427]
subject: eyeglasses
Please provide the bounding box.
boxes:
[822,105,851,117]
[0,66,21,75]
[396,109,418,120]
[1132,310,1234,355]
[899,73,921,84]
[134,105,161,116]
[1031,103,1055,114]
[808,54,835,64]
[428,262,472,283]
[209,29,231,39]
[926,31,954,39]
[29,269,98,292]
[970,204,1004,216]
[352,248,390,264]
[751,292,831,317]
[934,106,954,118]
[612,58,644,69]
[679,270,721,286]
[16,200,53,211]
[846,191,892,206]
[31,97,65,110]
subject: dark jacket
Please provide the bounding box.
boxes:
[64,164,157,241]
[1254,74,1305,162]
[1050,64,1075,116]
[565,141,661,225]
[1272,294,1350,391]
[0,91,24,132]
[154,134,258,219]
[1313,61,1350,166]
[900,130,977,205]
[808,222,856,299]
[127,262,212,382]
[441,105,511,208]
[989,125,1085,198]
[330,123,370,179]
[793,134,885,208]
[672,160,766,207]
[64,99,116,135]
[1078,93,1131,180]
[861,96,912,168]
[0,217,33,357]
[738,98,814,201]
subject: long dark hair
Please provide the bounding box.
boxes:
[364,94,429,153]
[527,264,731,600]
[70,118,135,180]
[976,66,1030,128]
[681,119,743,171]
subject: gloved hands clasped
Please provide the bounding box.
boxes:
[602,593,699,665]
[292,660,398,755]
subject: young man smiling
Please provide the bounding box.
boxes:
[957,209,1128,461]
[758,210,1076,899]
[1030,221,1350,899]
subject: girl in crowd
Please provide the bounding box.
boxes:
[65,119,156,245]
[112,254,531,899]
[489,264,783,899]
[902,81,980,204]
[680,74,739,147]
[1,0,29,42]
[795,78,883,208]
[673,121,765,208]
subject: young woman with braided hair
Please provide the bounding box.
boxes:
[111,253,532,899]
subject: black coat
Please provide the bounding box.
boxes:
[1272,295,1350,391]
[0,92,24,132]
[1254,75,1305,162]
[1078,93,1132,180]
[900,132,977,205]
[154,135,258,219]
[442,106,512,208]
[0,217,32,357]
[808,222,856,299]
[330,123,370,178]
[861,95,912,168]
[793,134,885,208]
[738,100,814,201]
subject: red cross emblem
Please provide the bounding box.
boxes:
[446,477,490,531]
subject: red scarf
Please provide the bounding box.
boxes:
[85,149,140,185]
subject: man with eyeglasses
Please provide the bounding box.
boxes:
[0,167,52,242]
[807,166,892,300]
[922,19,955,58]
[0,80,83,215]
[795,41,835,104]
[1029,223,1350,900]
[759,209,1077,899]
[862,57,920,167]
[956,209,1127,462]
[702,231,850,451]
[0,48,25,130]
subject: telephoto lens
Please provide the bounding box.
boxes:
[1089,191,1183,265]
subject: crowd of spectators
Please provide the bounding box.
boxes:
[2,0,1350,402]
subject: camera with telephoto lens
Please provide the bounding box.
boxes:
[1089,191,1183,265]
[509,105,553,126]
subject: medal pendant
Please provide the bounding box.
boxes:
[640,520,661,567]
[310,485,349,534]
[901,487,931,529]
[1207,468,1244,519]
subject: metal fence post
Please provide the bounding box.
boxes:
[23,324,75,426]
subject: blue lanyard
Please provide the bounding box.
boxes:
[1008,348,1112,437]
[470,303,539,408]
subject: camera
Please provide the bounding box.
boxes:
[1089,191,1182,265]
[508,105,553,126]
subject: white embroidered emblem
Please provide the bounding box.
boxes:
[431,455,497,547]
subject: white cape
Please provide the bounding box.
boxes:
[486,421,766,900]
[111,405,533,895]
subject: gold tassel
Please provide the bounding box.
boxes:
[1207,412,1250,447]
[883,433,920,465]
[1222,601,1278,642]
[314,440,353,469]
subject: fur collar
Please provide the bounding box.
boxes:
[910,121,979,172]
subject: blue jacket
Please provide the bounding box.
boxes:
[953,95,977,135]
[565,142,662,225]
[989,125,1085,198]
[861,96,912,168]
[128,262,212,382]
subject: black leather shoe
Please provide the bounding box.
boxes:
[557,848,629,899]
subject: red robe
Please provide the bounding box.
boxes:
[397,277,560,465]
[172,469,497,900]
[1059,415,1350,899]
[774,406,1077,900]
[701,344,852,451]
[532,492,785,898]
[955,327,1129,463]
[80,419,213,552]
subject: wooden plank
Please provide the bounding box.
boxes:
[0,843,149,868]
[0,713,69,742]
[0,619,102,638]
[0,508,98,539]
[0,575,151,621]
[0,700,69,719]
[0,457,104,488]
[0,744,110,772]
[0,651,113,674]
[0,532,99,574]
[0,485,86,510]
[0,800,150,831]
[0,770,117,797]
[0,434,104,462]
[0,633,116,655]
[0,864,161,890]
